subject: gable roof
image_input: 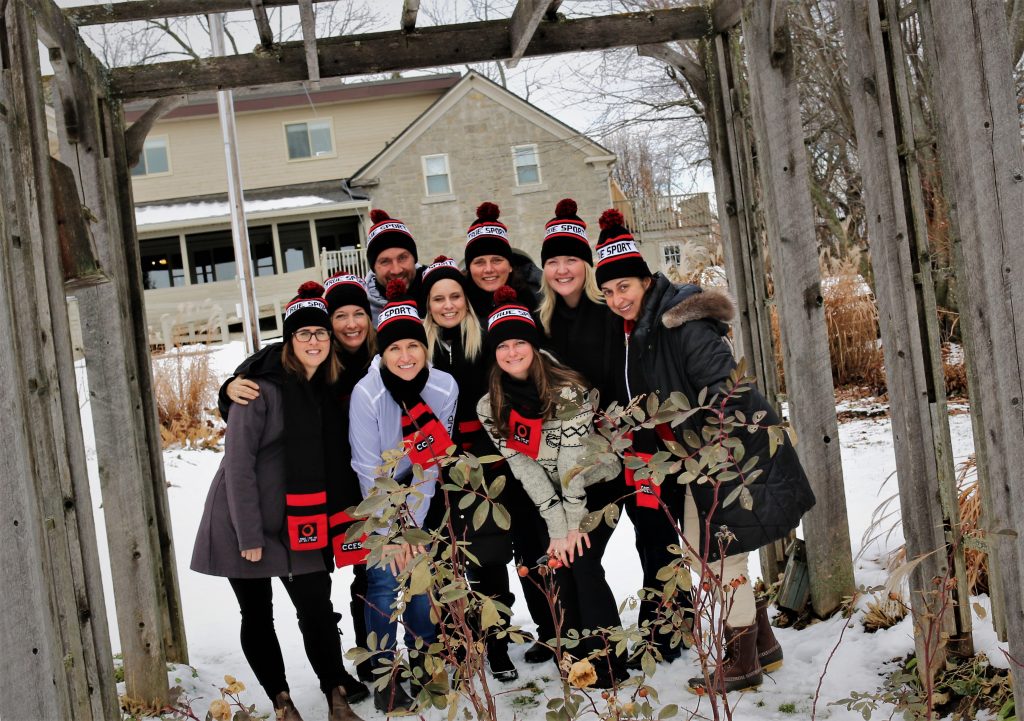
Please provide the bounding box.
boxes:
[350,71,614,183]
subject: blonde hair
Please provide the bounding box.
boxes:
[424,309,483,364]
[538,261,605,335]
[281,336,341,384]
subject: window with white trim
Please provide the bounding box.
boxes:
[422,154,452,196]
[512,144,541,186]
[662,243,682,269]
[285,119,334,160]
[131,136,170,176]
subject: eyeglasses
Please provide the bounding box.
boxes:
[294,329,331,342]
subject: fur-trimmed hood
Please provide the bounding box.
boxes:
[661,286,737,329]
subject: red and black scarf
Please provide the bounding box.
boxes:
[381,364,454,471]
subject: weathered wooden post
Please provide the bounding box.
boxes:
[32,0,190,704]
[741,0,856,615]
[916,0,1024,696]
[837,0,973,673]
[0,2,118,719]
[701,29,791,582]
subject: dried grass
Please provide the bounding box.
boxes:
[770,259,886,392]
[864,454,987,597]
[151,348,223,450]
[863,591,908,632]
[942,342,968,398]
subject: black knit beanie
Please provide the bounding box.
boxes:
[366,208,418,269]
[420,255,467,305]
[594,208,651,287]
[465,201,512,266]
[376,278,428,349]
[323,272,371,315]
[283,281,331,341]
[486,285,541,351]
[541,198,592,265]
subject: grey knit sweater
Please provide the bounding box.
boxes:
[477,389,612,539]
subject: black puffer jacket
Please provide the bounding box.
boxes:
[624,274,816,560]
[429,333,514,566]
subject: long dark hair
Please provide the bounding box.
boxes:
[281,338,341,384]
[487,349,588,437]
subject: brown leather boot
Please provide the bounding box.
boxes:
[755,597,784,672]
[273,691,304,721]
[687,624,763,694]
[327,686,365,721]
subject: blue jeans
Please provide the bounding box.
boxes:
[364,564,437,665]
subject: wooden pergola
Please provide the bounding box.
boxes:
[0,1,1021,718]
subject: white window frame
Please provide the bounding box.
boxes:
[131,135,172,177]
[512,143,541,187]
[283,118,337,162]
[662,242,682,269]
[421,153,453,197]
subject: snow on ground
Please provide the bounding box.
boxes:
[78,342,1005,720]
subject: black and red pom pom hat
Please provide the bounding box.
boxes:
[284,281,331,340]
[594,208,651,287]
[323,272,370,315]
[465,201,512,265]
[486,285,541,351]
[376,278,428,348]
[366,208,418,268]
[542,198,591,265]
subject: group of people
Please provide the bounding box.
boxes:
[190,199,816,720]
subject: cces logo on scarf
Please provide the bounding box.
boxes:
[402,402,454,469]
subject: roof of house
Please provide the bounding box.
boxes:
[123,72,461,122]
[350,71,614,184]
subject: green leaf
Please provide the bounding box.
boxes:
[409,560,431,595]
[472,502,489,531]
[480,597,501,629]
[659,704,679,719]
[683,430,701,449]
[739,486,753,511]
[579,510,603,533]
[492,503,511,531]
[722,484,743,508]
[489,475,506,498]
[603,503,620,527]
[458,493,476,510]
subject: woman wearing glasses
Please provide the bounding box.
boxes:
[192,282,364,721]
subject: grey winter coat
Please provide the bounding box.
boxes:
[191,380,328,579]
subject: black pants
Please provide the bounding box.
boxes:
[506,484,559,643]
[466,562,516,652]
[228,571,345,701]
[623,489,692,659]
[349,564,368,650]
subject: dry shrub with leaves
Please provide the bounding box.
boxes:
[152,348,223,450]
[863,591,909,632]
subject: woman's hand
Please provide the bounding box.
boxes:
[565,529,591,564]
[240,547,263,563]
[546,537,569,567]
[227,375,261,405]
[383,543,418,575]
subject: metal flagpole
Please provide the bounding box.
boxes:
[210,12,261,353]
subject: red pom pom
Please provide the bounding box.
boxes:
[296,281,324,298]
[385,278,408,301]
[493,285,518,305]
[555,198,578,218]
[598,208,625,230]
[476,201,500,222]
[432,254,451,264]
[369,208,390,224]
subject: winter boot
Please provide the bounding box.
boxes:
[337,667,369,705]
[486,641,519,683]
[686,624,763,694]
[755,597,784,672]
[326,686,365,721]
[272,691,304,721]
[373,669,414,715]
[524,640,555,664]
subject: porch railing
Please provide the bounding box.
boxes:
[320,246,368,279]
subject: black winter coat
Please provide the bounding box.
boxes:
[623,274,816,560]
[545,296,620,411]
[429,335,514,566]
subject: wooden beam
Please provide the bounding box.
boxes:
[401,0,419,33]
[66,0,334,26]
[838,0,970,675]
[250,0,275,49]
[298,0,319,84]
[742,0,856,616]
[917,0,1024,694]
[711,0,743,31]
[111,8,711,99]
[506,0,551,68]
